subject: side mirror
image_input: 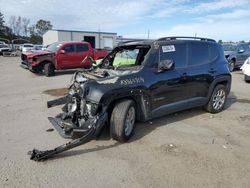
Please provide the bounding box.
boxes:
[158,60,174,72]
[59,49,65,54]
[238,49,244,53]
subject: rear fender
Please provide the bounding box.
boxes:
[207,75,232,99]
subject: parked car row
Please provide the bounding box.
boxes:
[222,42,250,72]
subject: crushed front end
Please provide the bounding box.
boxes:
[28,71,108,161]
[47,71,108,139]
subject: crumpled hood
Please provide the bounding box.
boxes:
[23,51,54,58]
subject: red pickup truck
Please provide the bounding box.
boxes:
[21,41,109,76]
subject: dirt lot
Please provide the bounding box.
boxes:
[0,56,250,188]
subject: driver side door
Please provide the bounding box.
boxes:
[57,44,76,69]
[150,43,190,118]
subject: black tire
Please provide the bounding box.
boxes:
[44,63,55,77]
[229,60,235,72]
[110,100,136,142]
[204,84,227,113]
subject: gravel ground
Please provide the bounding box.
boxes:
[0,56,250,188]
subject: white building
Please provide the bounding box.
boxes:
[43,29,117,49]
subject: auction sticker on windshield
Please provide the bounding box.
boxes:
[162,45,175,53]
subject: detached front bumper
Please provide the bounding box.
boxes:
[48,111,107,139]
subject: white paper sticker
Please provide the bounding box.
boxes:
[162,45,175,52]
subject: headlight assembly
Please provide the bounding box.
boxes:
[67,98,77,113]
[86,102,99,116]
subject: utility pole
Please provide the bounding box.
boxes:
[148,29,150,39]
[98,26,101,49]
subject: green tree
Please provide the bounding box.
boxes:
[218,39,223,44]
[0,11,6,35]
[35,19,52,36]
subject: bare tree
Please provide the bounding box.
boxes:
[8,16,23,36]
[15,16,22,36]
[8,16,16,35]
[22,18,30,36]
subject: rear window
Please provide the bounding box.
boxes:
[160,43,187,68]
[188,43,209,66]
[209,43,219,61]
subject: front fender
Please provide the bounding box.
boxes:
[87,84,150,121]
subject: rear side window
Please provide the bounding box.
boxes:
[160,43,187,68]
[63,45,75,53]
[209,43,219,61]
[188,43,209,66]
[76,44,89,52]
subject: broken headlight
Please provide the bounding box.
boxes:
[67,97,77,113]
[86,102,99,116]
[69,87,76,96]
[71,72,87,85]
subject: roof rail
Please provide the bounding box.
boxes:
[157,36,216,42]
[118,39,151,45]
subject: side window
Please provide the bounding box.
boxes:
[160,43,187,68]
[63,45,75,53]
[237,45,244,52]
[188,43,209,66]
[76,44,89,52]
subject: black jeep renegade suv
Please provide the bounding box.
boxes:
[48,36,231,142]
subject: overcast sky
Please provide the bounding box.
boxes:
[0,0,250,41]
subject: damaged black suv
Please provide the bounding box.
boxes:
[29,37,232,161]
[47,36,231,142]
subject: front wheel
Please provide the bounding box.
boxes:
[204,85,227,113]
[44,63,55,77]
[229,60,235,72]
[110,100,136,142]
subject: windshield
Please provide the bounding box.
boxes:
[33,45,43,50]
[23,44,33,48]
[0,44,8,48]
[223,44,236,51]
[99,45,150,70]
[46,42,62,53]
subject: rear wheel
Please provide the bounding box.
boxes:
[110,100,136,142]
[204,85,227,113]
[44,63,55,77]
